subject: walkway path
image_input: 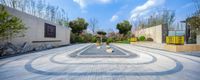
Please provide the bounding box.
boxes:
[0,43,200,80]
[131,42,200,57]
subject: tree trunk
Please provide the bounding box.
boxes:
[100,35,102,45]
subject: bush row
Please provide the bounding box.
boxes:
[133,36,154,41]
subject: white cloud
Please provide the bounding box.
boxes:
[99,0,111,3]
[129,0,165,21]
[110,15,119,22]
[110,5,128,22]
[73,0,86,9]
[73,0,112,9]
[181,2,194,9]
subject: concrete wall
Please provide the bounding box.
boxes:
[3,6,71,49]
[164,44,200,52]
[197,35,200,44]
[134,25,163,43]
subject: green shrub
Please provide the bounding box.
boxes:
[106,38,113,45]
[91,36,97,43]
[107,38,113,43]
[71,34,86,43]
[146,38,153,41]
[102,37,107,42]
[79,36,85,43]
[188,38,196,44]
[139,36,146,41]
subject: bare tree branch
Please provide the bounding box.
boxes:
[89,18,98,34]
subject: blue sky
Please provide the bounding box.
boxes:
[46,0,196,32]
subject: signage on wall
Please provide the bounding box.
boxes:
[44,23,56,38]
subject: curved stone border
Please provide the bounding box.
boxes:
[0,57,25,67]
[24,51,183,76]
[0,44,89,68]
[49,49,157,65]
[49,44,155,65]
[131,44,200,64]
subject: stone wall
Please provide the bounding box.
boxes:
[197,35,200,44]
[134,25,163,43]
[1,6,71,52]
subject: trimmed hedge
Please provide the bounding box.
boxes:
[139,36,146,41]
[146,38,153,41]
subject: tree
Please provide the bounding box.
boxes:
[30,0,36,16]
[162,9,175,26]
[18,0,29,12]
[37,0,45,18]
[186,0,200,35]
[45,3,51,20]
[193,0,200,15]
[97,31,106,44]
[57,9,69,27]
[0,5,27,42]
[187,16,200,34]
[0,0,6,5]
[50,6,58,22]
[116,20,132,35]
[9,0,17,8]
[133,9,175,29]
[97,31,106,36]
[0,0,69,27]
[69,18,88,35]
[89,18,98,34]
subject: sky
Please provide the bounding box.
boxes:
[45,0,197,32]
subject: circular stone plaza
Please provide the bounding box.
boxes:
[0,43,200,80]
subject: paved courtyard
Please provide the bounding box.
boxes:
[0,43,200,80]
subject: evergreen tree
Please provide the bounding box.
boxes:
[0,5,27,42]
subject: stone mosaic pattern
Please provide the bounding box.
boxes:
[0,43,200,80]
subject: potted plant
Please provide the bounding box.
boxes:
[106,38,113,53]
[106,46,113,53]
[96,41,101,49]
[96,40,100,46]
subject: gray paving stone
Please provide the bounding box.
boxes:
[0,43,200,80]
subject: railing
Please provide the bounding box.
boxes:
[166,36,184,45]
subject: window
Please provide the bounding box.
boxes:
[44,23,56,38]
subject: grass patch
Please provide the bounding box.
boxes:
[116,40,130,44]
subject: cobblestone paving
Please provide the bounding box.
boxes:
[0,43,200,80]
